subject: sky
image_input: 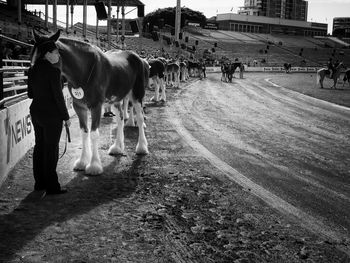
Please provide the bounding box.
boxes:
[26,0,350,34]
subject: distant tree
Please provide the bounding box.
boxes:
[142,7,207,32]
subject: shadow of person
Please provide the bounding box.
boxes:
[0,154,145,262]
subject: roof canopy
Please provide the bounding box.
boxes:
[24,0,144,6]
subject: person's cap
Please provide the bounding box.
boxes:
[37,40,57,54]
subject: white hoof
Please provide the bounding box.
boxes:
[85,162,103,175]
[136,143,149,155]
[73,159,88,171]
[108,144,124,155]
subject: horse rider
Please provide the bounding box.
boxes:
[327,58,335,78]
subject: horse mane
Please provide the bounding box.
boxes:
[58,37,102,55]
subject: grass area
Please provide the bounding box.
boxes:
[264,72,350,108]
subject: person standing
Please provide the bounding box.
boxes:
[28,40,70,195]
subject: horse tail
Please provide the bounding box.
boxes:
[131,56,147,103]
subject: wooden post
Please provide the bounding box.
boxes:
[175,0,181,42]
[66,0,69,33]
[121,5,125,49]
[96,16,99,40]
[107,0,111,49]
[45,0,48,29]
[83,0,87,37]
[116,6,120,42]
[53,0,57,31]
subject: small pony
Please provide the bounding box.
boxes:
[316,62,346,89]
[30,30,149,175]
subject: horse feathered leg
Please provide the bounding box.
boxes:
[108,101,125,155]
[151,76,160,102]
[74,129,91,171]
[125,101,136,127]
[123,96,129,120]
[72,101,91,171]
[160,77,166,102]
[86,104,103,175]
[133,100,148,154]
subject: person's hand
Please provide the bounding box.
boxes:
[64,120,71,128]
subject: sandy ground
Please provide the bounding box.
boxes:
[0,73,349,262]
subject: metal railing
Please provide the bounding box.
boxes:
[0,59,31,108]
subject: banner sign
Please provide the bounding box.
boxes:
[0,87,74,185]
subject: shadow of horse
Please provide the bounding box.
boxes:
[0,154,145,261]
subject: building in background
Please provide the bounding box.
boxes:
[239,0,308,21]
[332,17,350,42]
[216,13,327,36]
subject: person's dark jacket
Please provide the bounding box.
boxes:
[28,59,69,121]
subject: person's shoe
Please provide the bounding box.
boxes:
[45,189,68,195]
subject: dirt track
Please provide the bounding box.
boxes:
[0,72,349,262]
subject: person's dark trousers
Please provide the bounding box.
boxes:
[31,114,63,192]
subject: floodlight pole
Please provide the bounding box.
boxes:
[175,0,181,42]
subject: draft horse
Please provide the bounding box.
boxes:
[148,58,166,102]
[343,69,350,88]
[283,63,291,73]
[316,62,346,89]
[31,30,149,175]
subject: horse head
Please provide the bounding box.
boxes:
[30,29,61,66]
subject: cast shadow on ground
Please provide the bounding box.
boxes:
[0,154,146,262]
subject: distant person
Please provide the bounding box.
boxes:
[201,62,206,78]
[239,63,244,79]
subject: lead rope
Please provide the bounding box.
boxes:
[59,123,71,159]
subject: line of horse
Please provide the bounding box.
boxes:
[30,30,205,175]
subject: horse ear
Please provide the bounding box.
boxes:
[33,29,41,43]
[50,30,61,42]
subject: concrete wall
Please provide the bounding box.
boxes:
[0,87,74,185]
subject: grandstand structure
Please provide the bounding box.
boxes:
[1,0,350,71]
